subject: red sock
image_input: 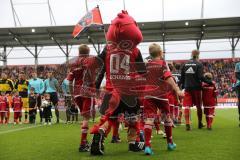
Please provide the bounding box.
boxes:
[81,123,89,145]
[0,114,4,123]
[112,120,119,137]
[206,115,210,128]
[174,107,179,120]
[6,111,10,123]
[209,117,213,127]
[144,124,152,147]
[170,105,174,119]
[210,107,215,127]
[154,119,160,131]
[7,111,10,119]
[204,108,209,127]
[164,120,173,144]
[133,121,141,142]
[184,107,190,125]
[178,109,182,123]
[140,120,145,131]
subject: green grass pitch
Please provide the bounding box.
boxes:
[0,108,240,160]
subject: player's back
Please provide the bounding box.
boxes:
[145,59,172,100]
[146,59,170,82]
[202,82,217,106]
[105,46,142,91]
[69,57,86,85]
[182,59,203,90]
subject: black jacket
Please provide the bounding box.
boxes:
[180,59,212,91]
[172,72,182,88]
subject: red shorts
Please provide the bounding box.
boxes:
[74,96,94,117]
[0,106,7,112]
[14,111,22,119]
[183,90,202,107]
[143,97,170,118]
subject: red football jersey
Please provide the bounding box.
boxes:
[202,82,217,106]
[105,47,141,91]
[12,96,23,111]
[146,59,172,81]
[0,96,8,111]
[67,56,94,96]
[145,59,172,99]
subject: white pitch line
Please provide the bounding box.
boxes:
[0,125,43,135]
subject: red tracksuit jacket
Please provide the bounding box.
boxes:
[12,96,23,112]
[0,96,8,111]
[202,82,217,106]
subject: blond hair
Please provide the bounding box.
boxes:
[78,44,90,55]
[149,43,162,58]
[204,72,213,80]
[191,49,200,59]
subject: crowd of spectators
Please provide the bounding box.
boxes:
[173,58,239,98]
[1,58,239,98]
[202,59,237,98]
[0,64,68,86]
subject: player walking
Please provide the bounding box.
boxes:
[202,73,217,130]
[67,44,95,152]
[180,50,213,130]
[143,43,183,155]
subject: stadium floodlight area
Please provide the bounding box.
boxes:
[0,17,239,47]
[0,17,239,66]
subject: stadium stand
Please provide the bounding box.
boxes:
[172,58,239,98]
[0,58,238,98]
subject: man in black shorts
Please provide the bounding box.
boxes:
[44,71,60,123]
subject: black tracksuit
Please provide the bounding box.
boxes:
[180,59,212,91]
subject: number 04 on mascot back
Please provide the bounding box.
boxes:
[90,10,146,155]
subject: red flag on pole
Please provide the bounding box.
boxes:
[72,7,103,39]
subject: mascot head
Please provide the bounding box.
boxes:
[106,10,143,49]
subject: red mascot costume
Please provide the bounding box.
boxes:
[90,10,146,155]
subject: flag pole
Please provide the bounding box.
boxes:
[97,5,108,46]
[85,0,89,12]
[123,0,126,10]
[89,5,107,55]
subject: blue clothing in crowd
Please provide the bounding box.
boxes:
[61,78,70,95]
[28,78,44,94]
[44,78,59,93]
